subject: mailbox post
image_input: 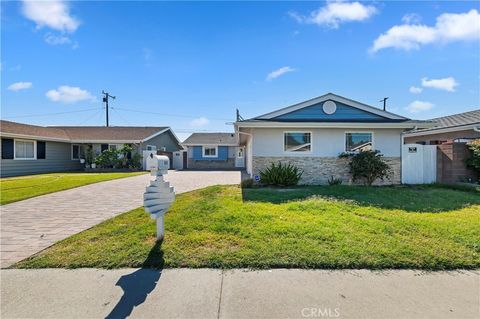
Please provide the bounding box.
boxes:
[143,154,175,240]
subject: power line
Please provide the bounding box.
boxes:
[110,107,133,126]
[77,108,105,126]
[112,106,232,121]
[2,108,102,119]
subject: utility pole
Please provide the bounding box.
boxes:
[102,90,116,127]
[380,97,388,111]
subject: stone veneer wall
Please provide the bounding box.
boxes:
[252,156,401,185]
[188,158,236,170]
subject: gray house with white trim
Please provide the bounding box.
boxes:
[182,133,244,170]
[0,120,182,177]
[235,93,434,185]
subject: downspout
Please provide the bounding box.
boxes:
[474,126,480,132]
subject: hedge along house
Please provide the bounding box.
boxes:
[182,133,243,169]
[0,120,182,177]
[235,93,434,185]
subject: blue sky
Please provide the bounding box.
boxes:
[2,1,479,141]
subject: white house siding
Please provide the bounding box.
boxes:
[1,140,83,177]
[245,128,403,185]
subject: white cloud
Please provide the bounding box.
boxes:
[8,82,32,91]
[190,117,210,127]
[289,1,377,29]
[266,66,296,81]
[44,32,71,45]
[44,33,79,49]
[421,77,459,92]
[46,85,95,104]
[402,13,422,25]
[406,100,434,113]
[409,86,423,94]
[21,0,80,33]
[371,9,480,52]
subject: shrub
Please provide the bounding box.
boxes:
[341,150,392,186]
[259,162,303,187]
[94,144,142,169]
[466,139,480,173]
[95,149,120,168]
[327,176,343,186]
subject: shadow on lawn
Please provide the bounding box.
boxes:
[241,184,480,213]
[105,241,164,319]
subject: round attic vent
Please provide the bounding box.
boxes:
[323,100,337,115]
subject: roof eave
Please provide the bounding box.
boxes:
[235,121,434,129]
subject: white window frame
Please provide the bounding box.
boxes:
[71,144,81,160]
[344,131,374,153]
[146,145,157,151]
[202,145,218,158]
[14,139,37,160]
[283,131,312,154]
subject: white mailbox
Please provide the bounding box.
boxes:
[143,154,175,240]
[146,154,170,173]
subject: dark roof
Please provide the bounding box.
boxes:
[183,133,237,145]
[0,120,70,140]
[54,126,169,141]
[0,120,170,142]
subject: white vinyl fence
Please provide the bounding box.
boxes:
[402,144,437,184]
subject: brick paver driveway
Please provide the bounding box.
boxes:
[0,170,240,268]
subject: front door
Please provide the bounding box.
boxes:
[235,147,245,168]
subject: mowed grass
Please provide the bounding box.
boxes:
[15,185,480,270]
[0,171,146,205]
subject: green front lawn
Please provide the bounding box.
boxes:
[0,172,146,205]
[15,185,480,270]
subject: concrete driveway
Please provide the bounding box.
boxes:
[0,170,241,268]
[1,269,478,319]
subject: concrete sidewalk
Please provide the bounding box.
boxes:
[1,269,478,319]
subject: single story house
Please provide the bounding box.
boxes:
[181,132,243,169]
[403,109,480,145]
[235,93,434,185]
[403,110,480,184]
[0,120,182,177]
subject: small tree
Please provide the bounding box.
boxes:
[466,139,480,173]
[342,150,392,186]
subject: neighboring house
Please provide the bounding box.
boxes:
[234,93,433,185]
[182,133,243,170]
[403,110,480,184]
[0,120,182,177]
[403,109,480,144]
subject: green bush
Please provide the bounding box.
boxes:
[259,162,303,187]
[466,139,480,174]
[95,149,120,168]
[342,150,392,186]
[94,144,142,169]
